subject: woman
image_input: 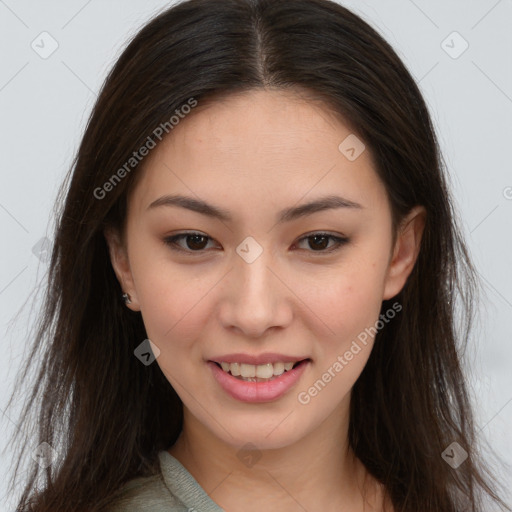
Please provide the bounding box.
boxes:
[6,0,510,510]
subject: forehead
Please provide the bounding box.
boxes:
[157,88,356,161]
[131,89,387,217]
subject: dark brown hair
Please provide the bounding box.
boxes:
[6,0,510,510]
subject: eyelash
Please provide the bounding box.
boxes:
[162,231,349,256]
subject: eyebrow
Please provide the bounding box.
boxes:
[146,194,363,223]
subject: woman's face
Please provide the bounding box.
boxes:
[107,89,424,450]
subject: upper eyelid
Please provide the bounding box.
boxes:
[166,230,346,241]
[168,229,346,237]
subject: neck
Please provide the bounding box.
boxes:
[168,395,385,511]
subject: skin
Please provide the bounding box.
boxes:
[105,88,425,511]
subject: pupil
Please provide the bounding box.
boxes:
[187,235,206,250]
[310,235,328,250]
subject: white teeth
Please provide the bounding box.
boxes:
[273,362,285,375]
[230,362,241,376]
[218,361,302,378]
[240,363,256,378]
[256,363,274,379]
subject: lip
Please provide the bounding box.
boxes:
[208,359,310,403]
[208,352,310,365]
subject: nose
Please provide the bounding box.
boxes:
[218,245,293,338]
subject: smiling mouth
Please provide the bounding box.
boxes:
[212,359,309,382]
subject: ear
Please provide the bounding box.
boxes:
[382,205,426,300]
[104,226,140,311]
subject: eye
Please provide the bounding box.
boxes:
[163,232,218,253]
[163,231,349,255]
[293,232,349,254]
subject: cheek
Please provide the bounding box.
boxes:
[129,244,215,346]
[305,257,387,351]
[296,268,384,414]
[295,253,388,407]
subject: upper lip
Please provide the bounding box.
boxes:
[209,353,310,365]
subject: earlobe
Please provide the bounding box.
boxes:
[103,227,140,310]
[382,206,426,300]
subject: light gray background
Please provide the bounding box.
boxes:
[1,0,511,509]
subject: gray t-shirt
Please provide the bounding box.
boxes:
[108,451,225,511]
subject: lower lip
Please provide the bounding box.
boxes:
[208,360,310,403]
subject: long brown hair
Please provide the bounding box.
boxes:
[6,0,510,510]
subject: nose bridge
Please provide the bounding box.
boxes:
[220,236,290,336]
[238,249,272,300]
